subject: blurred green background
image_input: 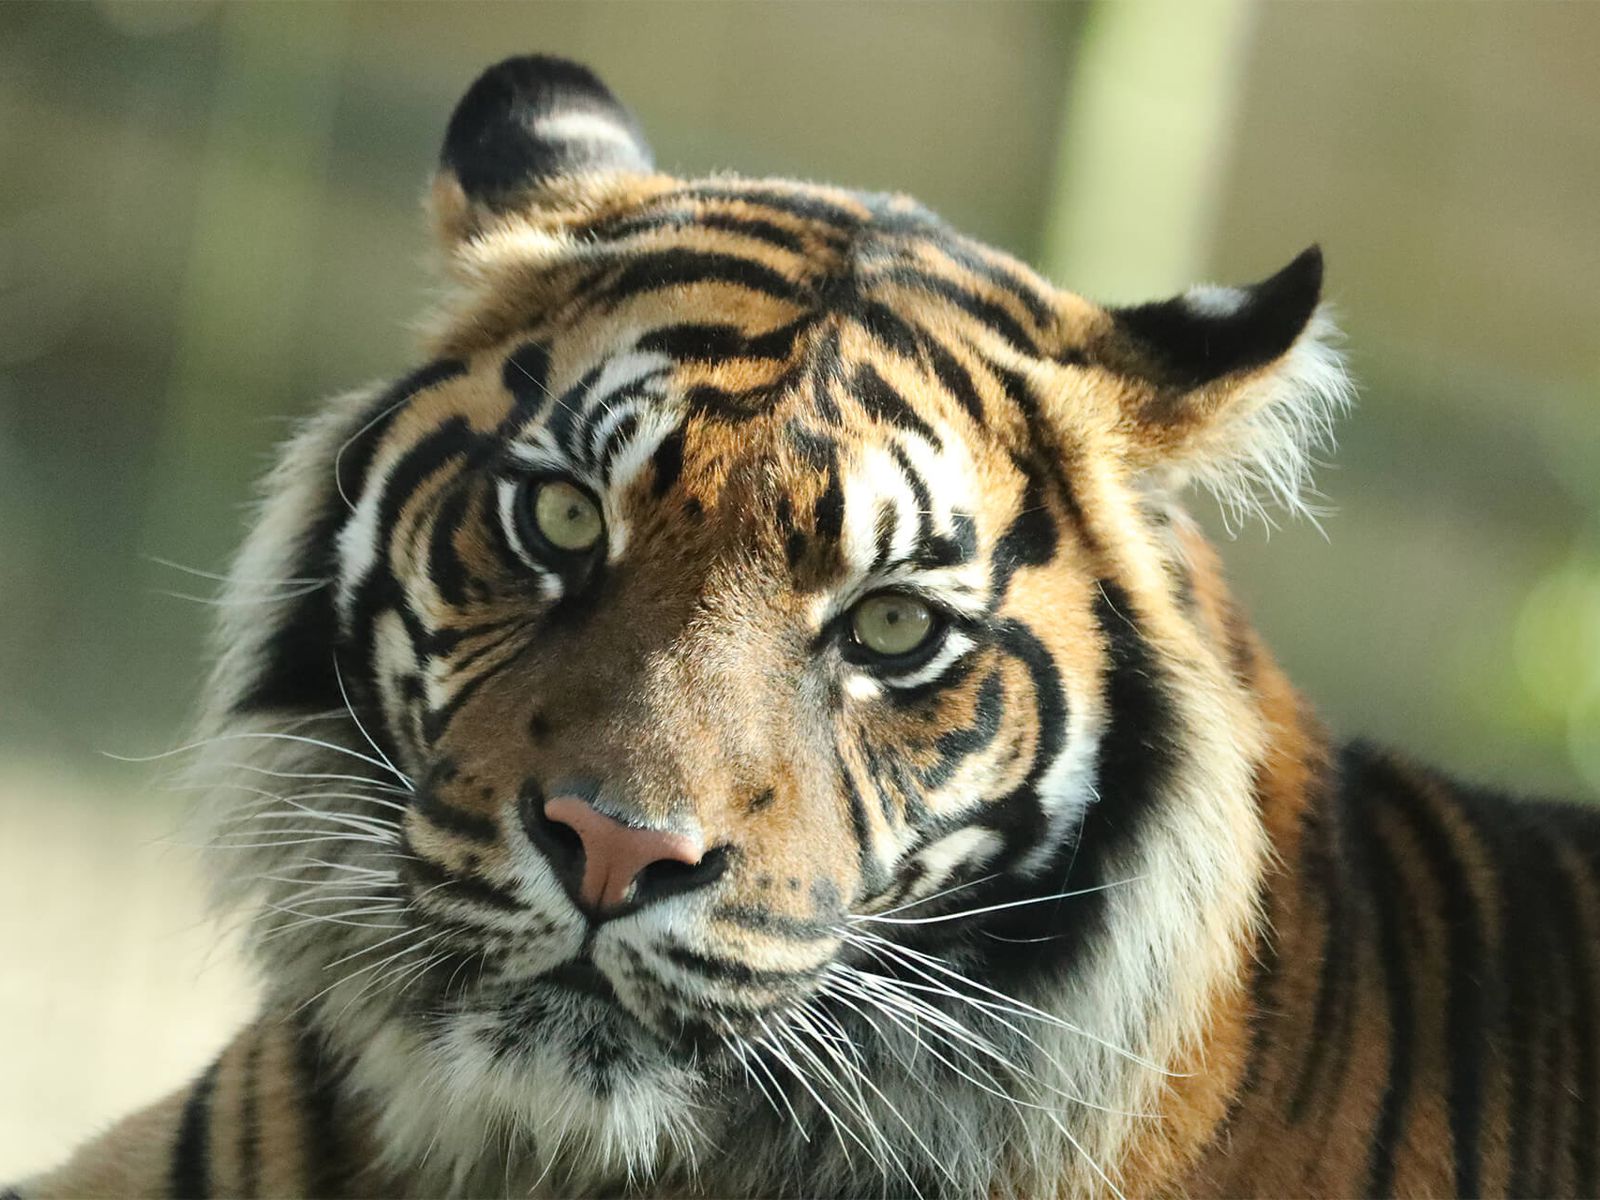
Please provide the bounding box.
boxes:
[1,0,1597,1177]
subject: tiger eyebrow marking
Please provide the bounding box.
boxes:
[882,511,981,575]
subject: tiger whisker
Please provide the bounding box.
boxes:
[332,656,411,790]
[832,965,1148,1121]
[156,583,330,607]
[859,871,999,919]
[109,731,410,788]
[848,875,1144,926]
[755,1016,872,1169]
[187,781,412,816]
[183,760,412,795]
[787,1001,928,1191]
[142,554,326,587]
[229,809,400,841]
[843,928,1174,1076]
[720,1029,786,1128]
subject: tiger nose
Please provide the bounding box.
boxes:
[541,795,712,914]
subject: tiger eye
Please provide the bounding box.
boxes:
[852,593,935,657]
[532,480,604,552]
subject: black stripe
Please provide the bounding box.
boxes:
[887,443,935,553]
[439,615,532,677]
[414,786,500,843]
[292,1015,346,1199]
[874,266,1038,354]
[636,323,749,362]
[856,299,922,360]
[930,235,1056,328]
[881,641,980,710]
[1371,762,1492,1198]
[838,748,889,894]
[1555,809,1600,1197]
[501,341,551,418]
[423,623,540,743]
[599,249,801,306]
[1288,792,1355,1123]
[1350,764,1418,1200]
[907,514,977,571]
[713,905,836,941]
[403,845,527,911]
[594,210,808,255]
[336,359,469,502]
[541,363,602,457]
[169,1058,221,1199]
[1499,801,1557,1198]
[664,945,822,987]
[342,418,488,753]
[920,335,986,426]
[864,736,927,824]
[1543,819,1591,1195]
[972,582,1171,974]
[1234,875,1284,1106]
[1532,872,1572,1199]
[695,212,808,253]
[595,412,641,479]
[746,314,816,360]
[991,474,1058,601]
[368,419,486,581]
[985,359,1096,558]
[685,375,792,424]
[812,451,845,547]
[869,500,897,574]
[1088,583,1171,812]
[237,1028,262,1198]
[235,360,466,716]
[425,486,473,607]
[854,363,942,447]
[648,426,686,497]
[921,669,1005,789]
[675,184,867,233]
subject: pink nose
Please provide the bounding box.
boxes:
[542,796,706,913]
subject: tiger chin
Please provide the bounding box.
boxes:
[17,52,1600,1200]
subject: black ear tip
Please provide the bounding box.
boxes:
[440,53,652,205]
[1258,244,1324,314]
[451,55,616,127]
[1109,245,1328,388]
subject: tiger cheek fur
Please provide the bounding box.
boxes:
[22,51,1600,1200]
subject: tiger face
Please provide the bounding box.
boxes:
[203,55,1348,1193]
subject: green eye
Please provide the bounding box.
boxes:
[852,592,936,657]
[531,480,604,552]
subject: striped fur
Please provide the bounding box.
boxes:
[18,55,1598,1199]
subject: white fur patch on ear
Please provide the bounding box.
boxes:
[1180,284,1249,319]
[1169,306,1354,533]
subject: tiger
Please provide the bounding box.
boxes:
[14,52,1600,1200]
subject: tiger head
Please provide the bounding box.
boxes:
[198,56,1348,1197]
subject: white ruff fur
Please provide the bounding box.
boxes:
[1172,306,1354,532]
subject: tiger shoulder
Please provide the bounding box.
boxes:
[15,52,1598,1200]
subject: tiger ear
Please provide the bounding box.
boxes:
[1087,247,1353,523]
[430,54,655,247]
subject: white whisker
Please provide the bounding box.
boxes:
[850,875,1143,926]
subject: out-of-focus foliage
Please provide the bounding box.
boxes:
[0,1,1595,791]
